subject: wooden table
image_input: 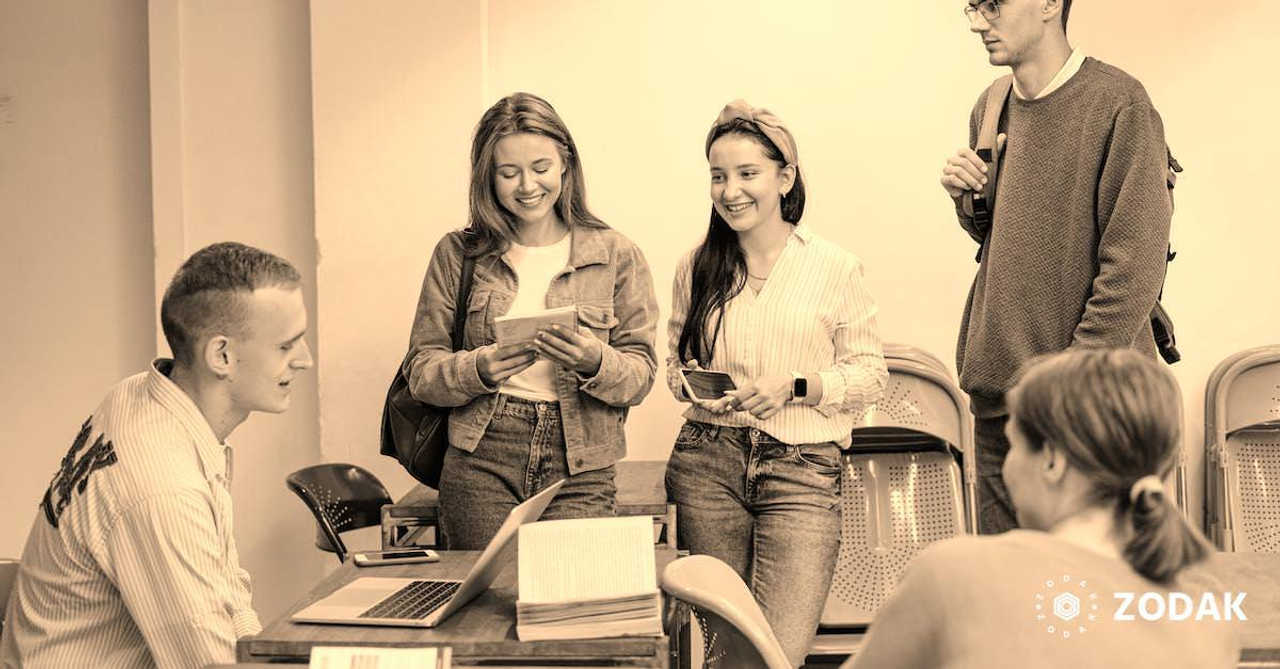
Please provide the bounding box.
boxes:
[237,548,688,667]
[809,551,1280,668]
[383,460,675,550]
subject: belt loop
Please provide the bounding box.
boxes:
[493,392,509,417]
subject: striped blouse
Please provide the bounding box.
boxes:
[1,360,259,669]
[666,224,888,446]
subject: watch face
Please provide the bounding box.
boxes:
[793,377,808,398]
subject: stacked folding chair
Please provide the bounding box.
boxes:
[1204,345,1280,552]
[818,344,976,639]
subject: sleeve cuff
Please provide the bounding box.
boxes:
[815,369,847,418]
[459,349,500,397]
[232,608,262,638]
[578,343,620,392]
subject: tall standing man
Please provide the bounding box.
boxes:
[1,242,313,668]
[940,0,1173,533]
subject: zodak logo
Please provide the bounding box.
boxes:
[1036,573,1247,640]
[1114,591,1248,622]
[1034,574,1100,639]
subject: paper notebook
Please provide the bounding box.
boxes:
[309,646,451,668]
[493,305,578,347]
[515,516,663,641]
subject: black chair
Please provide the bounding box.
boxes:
[286,464,392,563]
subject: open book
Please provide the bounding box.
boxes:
[494,305,578,348]
[516,516,663,641]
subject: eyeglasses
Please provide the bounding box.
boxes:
[964,0,1000,21]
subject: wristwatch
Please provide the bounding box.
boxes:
[790,372,808,402]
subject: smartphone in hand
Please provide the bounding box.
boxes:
[679,368,737,402]
[352,549,440,567]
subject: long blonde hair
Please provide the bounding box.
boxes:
[466,92,607,258]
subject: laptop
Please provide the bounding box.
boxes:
[292,479,564,628]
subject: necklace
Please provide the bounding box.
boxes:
[747,271,769,281]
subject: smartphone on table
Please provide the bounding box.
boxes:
[679,368,738,402]
[352,549,440,567]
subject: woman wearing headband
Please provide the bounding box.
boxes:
[846,348,1236,669]
[665,100,889,667]
[406,93,659,549]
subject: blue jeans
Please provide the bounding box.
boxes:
[975,413,1018,534]
[439,394,617,550]
[665,421,841,668]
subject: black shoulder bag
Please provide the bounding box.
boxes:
[379,243,478,489]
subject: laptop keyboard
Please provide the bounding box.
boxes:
[359,580,461,620]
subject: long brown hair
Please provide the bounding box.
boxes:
[466,92,606,258]
[1007,349,1211,583]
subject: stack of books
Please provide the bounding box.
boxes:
[515,515,664,641]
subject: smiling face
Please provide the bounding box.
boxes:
[967,0,1053,67]
[708,134,795,235]
[493,132,566,231]
[225,286,312,415]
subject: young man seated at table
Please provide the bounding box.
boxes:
[1,242,314,669]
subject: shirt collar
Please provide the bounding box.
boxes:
[146,358,231,485]
[791,223,814,244]
[1013,47,1086,100]
[498,225,610,275]
[567,225,610,269]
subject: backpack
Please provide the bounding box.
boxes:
[961,75,1182,364]
[379,235,478,488]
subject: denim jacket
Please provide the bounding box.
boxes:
[405,225,659,474]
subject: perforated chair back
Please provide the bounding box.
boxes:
[1205,345,1280,551]
[286,464,392,563]
[822,344,973,628]
[661,555,791,669]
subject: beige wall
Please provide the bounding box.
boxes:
[0,0,155,557]
[310,0,483,499]
[146,0,328,621]
[311,0,1280,524]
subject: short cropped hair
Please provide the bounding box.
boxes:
[160,242,301,365]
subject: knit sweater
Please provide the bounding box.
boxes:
[955,57,1172,417]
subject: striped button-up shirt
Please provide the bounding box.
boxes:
[1,360,260,669]
[666,224,888,445]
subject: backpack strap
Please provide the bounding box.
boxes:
[451,231,479,352]
[961,74,1014,224]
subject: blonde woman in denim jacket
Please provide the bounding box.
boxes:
[405,93,659,549]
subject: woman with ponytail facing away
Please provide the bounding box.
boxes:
[845,349,1237,669]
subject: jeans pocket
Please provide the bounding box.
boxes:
[674,421,712,448]
[793,443,842,475]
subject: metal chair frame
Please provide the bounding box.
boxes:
[1204,345,1280,551]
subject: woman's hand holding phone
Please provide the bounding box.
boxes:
[680,361,738,414]
[725,373,792,420]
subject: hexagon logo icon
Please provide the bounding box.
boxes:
[1054,592,1081,622]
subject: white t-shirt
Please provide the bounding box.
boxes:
[500,234,572,402]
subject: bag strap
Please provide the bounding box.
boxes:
[976,75,1013,166]
[450,232,478,352]
[962,75,1014,261]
